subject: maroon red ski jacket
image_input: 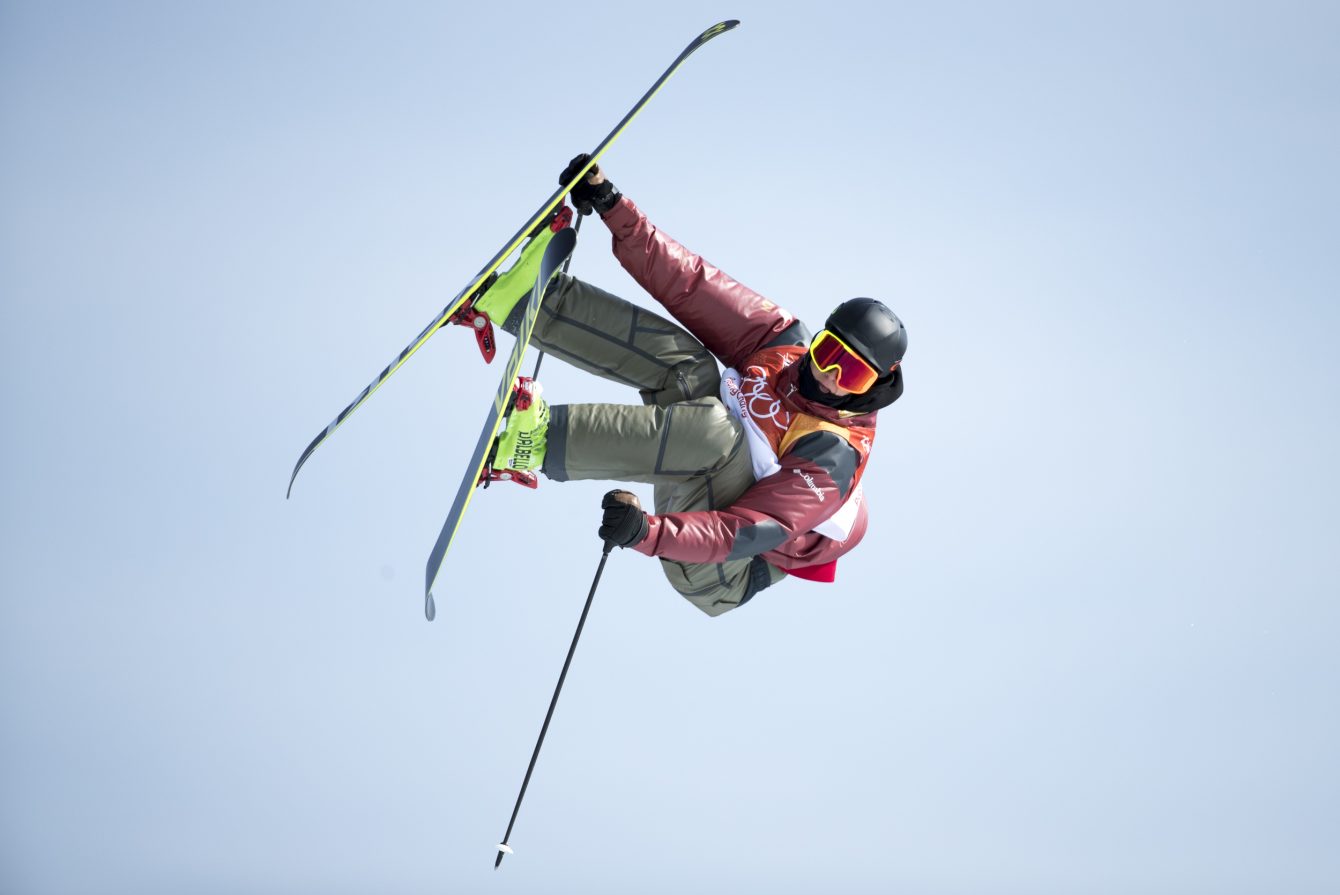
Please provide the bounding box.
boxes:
[600,197,898,576]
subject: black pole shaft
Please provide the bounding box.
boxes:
[530,212,583,382]
[495,540,614,868]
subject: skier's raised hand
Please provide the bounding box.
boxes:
[560,153,621,216]
[598,490,649,548]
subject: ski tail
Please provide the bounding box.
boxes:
[286,302,459,498]
[424,227,578,621]
[286,20,740,498]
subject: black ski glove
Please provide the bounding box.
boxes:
[598,489,649,548]
[560,153,621,216]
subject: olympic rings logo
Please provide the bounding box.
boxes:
[741,366,792,431]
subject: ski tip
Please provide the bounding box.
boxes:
[425,593,437,622]
[702,19,740,38]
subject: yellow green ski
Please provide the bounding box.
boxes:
[287,20,741,498]
[423,226,577,620]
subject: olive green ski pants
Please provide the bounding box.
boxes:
[499,274,785,616]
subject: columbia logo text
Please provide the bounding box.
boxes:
[792,468,825,501]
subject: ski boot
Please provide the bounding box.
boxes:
[449,205,574,363]
[481,376,549,489]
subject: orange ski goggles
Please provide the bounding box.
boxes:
[808,329,881,394]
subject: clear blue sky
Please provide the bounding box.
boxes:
[2,2,1337,892]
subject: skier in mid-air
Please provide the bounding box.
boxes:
[468,155,907,616]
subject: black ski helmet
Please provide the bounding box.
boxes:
[824,298,907,373]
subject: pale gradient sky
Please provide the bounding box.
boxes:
[2,2,1338,893]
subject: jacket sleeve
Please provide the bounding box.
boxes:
[632,431,860,564]
[601,197,802,368]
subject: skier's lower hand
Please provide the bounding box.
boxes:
[599,490,649,548]
[560,153,621,216]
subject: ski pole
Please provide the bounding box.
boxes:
[530,211,583,382]
[495,538,615,868]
